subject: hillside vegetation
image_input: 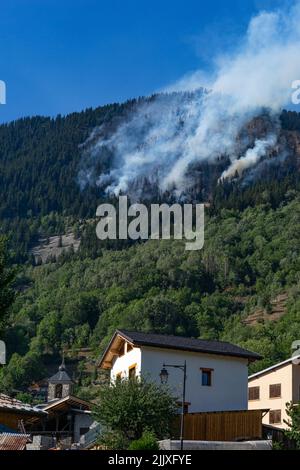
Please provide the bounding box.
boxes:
[0,101,300,394]
[1,193,300,392]
[0,100,300,263]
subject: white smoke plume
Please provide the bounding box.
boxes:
[80,1,300,196]
[219,135,277,181]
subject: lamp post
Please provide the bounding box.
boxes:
[160,361,187,451]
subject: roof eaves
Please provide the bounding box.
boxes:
[249,355,300,380]
[42,395,91,411]
[98,329,131,368]
[0,404,47,415]
[99,329,262,367]
[134,339,261,359]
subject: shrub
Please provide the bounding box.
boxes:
[99,430,129,450]
[128,431,159,451]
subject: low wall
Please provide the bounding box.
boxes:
[159,439,272,451]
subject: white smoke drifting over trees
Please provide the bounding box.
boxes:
[80,2,300,196]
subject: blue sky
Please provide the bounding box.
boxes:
[0,0,286,123]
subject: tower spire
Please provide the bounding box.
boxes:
[59,351,65,371]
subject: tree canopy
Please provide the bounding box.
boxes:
[93,377,177,448]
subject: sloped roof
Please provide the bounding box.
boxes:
[48,364,73,384]
[0,394,47,416]
[41,395,91,412]
[249,355,300,380]
[0,433,30,451]
[99,329,262,368]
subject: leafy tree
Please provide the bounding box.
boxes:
[15,392,34,404]
[36,311,61,353]
[93,377,177,448]
[284,401,300,449]
[0,236,16,333]
[195,293,237,340]
[0,351,45,392]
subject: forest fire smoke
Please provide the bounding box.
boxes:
[80,2,300,197]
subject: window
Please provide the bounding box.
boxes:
[55,383,63,399]
[128,364,137,379]
[201,368,213,386]
[269,410,281,424]
[249,386,260,401]
[270,384,281,398]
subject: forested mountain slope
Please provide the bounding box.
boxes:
[1,194,300,393]
[0,99,300,396]
[0,98,300,262]
[0,99,138,261]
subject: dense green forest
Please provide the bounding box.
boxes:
[1,193,300,393]
[0,100,300,395]
[0,98,141,262]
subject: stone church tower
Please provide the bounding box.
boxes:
[47,356,73,402]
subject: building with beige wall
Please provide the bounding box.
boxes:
[248,356,300,429]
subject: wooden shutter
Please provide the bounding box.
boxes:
[270,384,281,398]
[248,386,260,401]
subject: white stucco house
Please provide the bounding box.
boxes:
[99,329,261,413]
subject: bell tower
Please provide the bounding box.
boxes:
[47,355,73,402]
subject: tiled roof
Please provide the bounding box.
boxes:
[0,394,47,416]
[116,330,262,361]
[0,433,30,451]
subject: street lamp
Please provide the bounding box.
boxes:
[159,367,169,384]
[159,361,187,451]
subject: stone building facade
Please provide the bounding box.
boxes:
[47,359,73,402]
